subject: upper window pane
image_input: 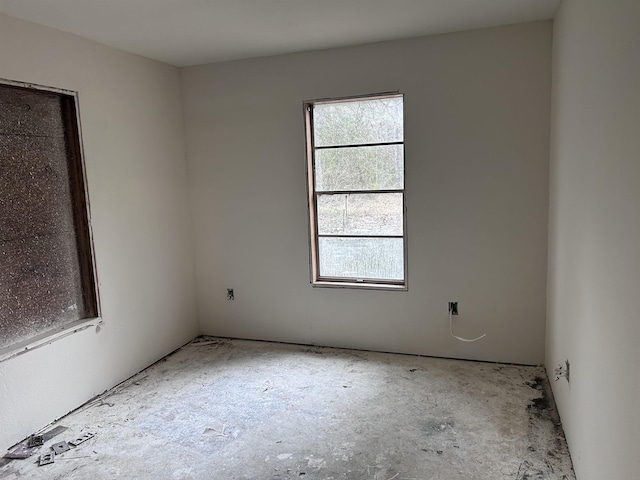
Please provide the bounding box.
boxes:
[313,96,403,147]
[315,144,404,191]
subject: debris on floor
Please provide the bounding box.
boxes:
[2,427,96,474]
[2,443,38,460]
[69,432,95,446]
[3,425,67,459]
[0,339,575,479]
[187,336,224,347]
[38,452,55,466]
[51,441,70,455]
[27,435,44,448]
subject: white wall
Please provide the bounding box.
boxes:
[0,14,197,450]
[182,21,552,365]
[547,1,640,478]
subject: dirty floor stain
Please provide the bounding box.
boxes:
[0,338,575,479]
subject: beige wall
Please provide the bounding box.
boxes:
[0,14,556,453]
[547,1,640,478]
[182,21,552,365]
[0,14,197,449]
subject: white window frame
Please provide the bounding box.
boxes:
[304,92,408,290]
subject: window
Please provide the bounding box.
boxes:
[0,81,98,354]
[304,93,407,289]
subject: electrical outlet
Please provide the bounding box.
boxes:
[226,288,234,301]
[554,359,570,383]
[448,302,458,315]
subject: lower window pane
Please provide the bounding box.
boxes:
[318,237,404,281]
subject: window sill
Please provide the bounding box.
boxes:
[0,317,103,363]
[312,280,407,291]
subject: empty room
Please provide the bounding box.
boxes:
[0,0,637,479]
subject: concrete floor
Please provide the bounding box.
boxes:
[1,338,575,480]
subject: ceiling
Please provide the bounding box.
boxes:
[0,0,560,67]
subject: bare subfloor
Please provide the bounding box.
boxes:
[1,338,575,480]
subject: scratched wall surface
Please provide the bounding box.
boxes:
[0,85,87,350]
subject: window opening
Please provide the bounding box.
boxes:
[0,81,98,353]
[305,93,407,289]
